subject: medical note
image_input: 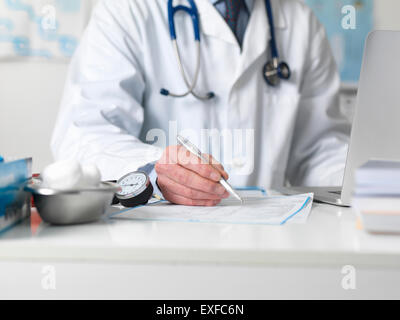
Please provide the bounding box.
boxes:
[110,191,314,226]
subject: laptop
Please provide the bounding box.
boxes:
[280,31,400,207]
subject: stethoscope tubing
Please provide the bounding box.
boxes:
[167,40,211,100]
[265,0,279,59]
[168,0,200,41]
[162,0,213,99]
[162,0,290,99]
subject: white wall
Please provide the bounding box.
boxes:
[1,0,400,173]
[0,63,68,172]
[375,0,400,30]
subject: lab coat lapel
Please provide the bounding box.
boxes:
[239,0,287,78]
[196,0,237,46]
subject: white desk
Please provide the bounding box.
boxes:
[1,202,400,299]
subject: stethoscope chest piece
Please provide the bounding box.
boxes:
[263,60,291,87]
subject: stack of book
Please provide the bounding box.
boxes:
[353,160,400,233]
[0,158,32,234]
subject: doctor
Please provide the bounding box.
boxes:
[52,0,350,206]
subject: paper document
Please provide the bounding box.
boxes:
[111,190,313,226]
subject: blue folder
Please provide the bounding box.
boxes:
[0,157,32,234]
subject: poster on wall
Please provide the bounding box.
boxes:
[305,0,373,85]
[0,0,96,61]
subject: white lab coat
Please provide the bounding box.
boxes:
[51,0,350,188]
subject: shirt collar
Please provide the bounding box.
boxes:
[209,0,255,12]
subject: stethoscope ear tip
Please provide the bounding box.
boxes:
[160,88,170,96]
[207,92,215,99]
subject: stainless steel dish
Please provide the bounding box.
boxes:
[25,181,120,225]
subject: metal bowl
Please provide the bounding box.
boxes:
[25,181,120,225]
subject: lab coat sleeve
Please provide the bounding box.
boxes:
[138,162,163,199]
[51,0,163,181]
[286,18,351,187]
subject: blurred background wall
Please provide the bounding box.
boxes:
[0,0,98,172]
[375,0,400,30]
[0,0,399,173]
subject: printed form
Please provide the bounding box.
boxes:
[111,190,314,226]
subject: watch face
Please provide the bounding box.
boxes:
[117,172,148,198]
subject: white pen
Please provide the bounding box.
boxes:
[177,135,243,204]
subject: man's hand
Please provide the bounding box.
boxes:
[155,145,230,206]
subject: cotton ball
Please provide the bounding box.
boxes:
[79,164,101,187]
[42,160,83,190]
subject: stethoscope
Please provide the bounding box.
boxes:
[160,0,291,100]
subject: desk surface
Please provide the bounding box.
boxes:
[1,202,400,268]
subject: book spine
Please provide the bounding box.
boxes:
[0,158,32,233]
[0,190,31,233]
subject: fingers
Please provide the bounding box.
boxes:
[161,188,222,207]
[157,175,229,200]
[175,147,223,182]
[201,154,229,180]
[155,145,231,207]
[160,146,229,182]
[156,162,227,196]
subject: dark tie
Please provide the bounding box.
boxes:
[224,0,245,35]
